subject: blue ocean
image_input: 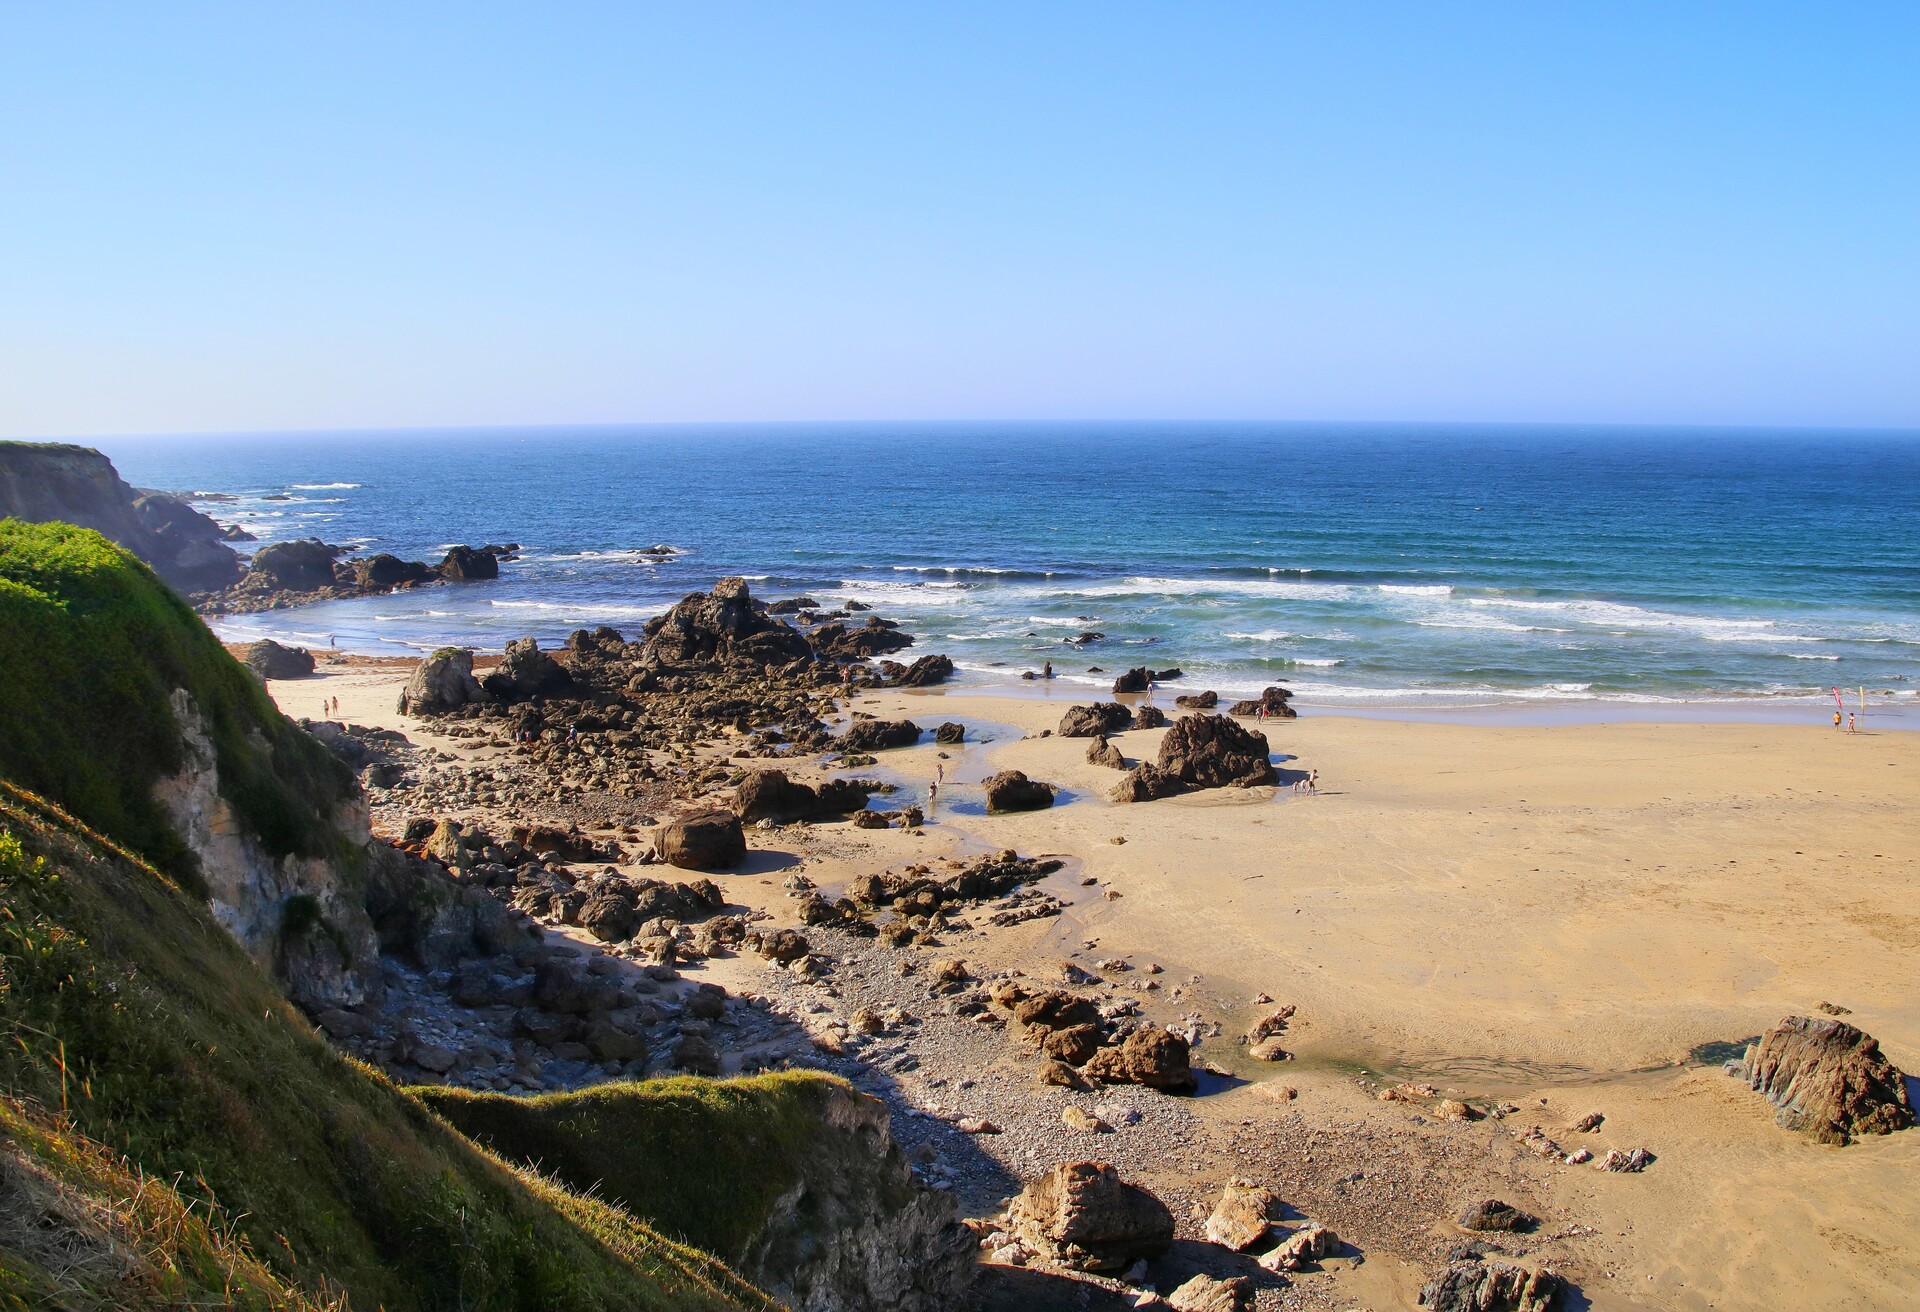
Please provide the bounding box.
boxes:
[103,424,1920,715]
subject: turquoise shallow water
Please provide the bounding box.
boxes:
[102,422,1920,711]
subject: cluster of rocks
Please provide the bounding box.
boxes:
[990,977,1199,1094]
[1093,712,1278,803]
[199,538,516,613]
[383,581,960,825]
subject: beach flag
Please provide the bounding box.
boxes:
[1831,686,1844,710]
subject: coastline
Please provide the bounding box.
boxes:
[273,648,1920,1311]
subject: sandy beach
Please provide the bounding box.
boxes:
[280,657,1920,1311]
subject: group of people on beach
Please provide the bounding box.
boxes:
[320,695,339,718]
[1834,711,1860,733]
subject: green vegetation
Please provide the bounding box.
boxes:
[0,783,779,1311]
[418,1072,905,1262]
[0,519,356,883]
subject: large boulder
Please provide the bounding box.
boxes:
[811,616,914,659]
[1226,686,1295,719]
[642,576,813,666]
[1738,1015,1914,1144]
[437,544,499,581]
[243,638,316,680]
[353,553,436,589]
[1111,667,1152,695]
[246,539,341,592]
[1174,690,1218,709]
[1132,705,1168,730]
[398,648,490,715]
[1419,1262,1563,1312]
[1168,1274,1253,1312]
[482,636,572,700]
[1083,1026,1197,1093]
[657,811,747,870]
[984,770,1056,813]
[1086,736,1126,769]
[1205,1177,1286,1251]
[1058,703,1133,738]
[1157,714,1275,788]
[1109,762,1187,804]
[835,719,921,753]
[734,768,869,823]
[896,654,954,687]
[1007,1162,1174,1273]
[1460,1200,1538,1233]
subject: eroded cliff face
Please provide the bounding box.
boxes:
[0,442,241,592]
[737,1081,976,1312]
[153,690,381,1009]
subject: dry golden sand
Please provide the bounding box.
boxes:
[282,660,1920,1309]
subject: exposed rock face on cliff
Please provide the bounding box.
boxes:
[0,441,242,592]
[153,690,382,1009]
[422,1075,978,1312]
[1738,1015,1914,1144]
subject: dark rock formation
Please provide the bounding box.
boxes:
[247,538,341,592]
[657,811,747,870]
[1419,1261,1563,1312]
[642,577,813,667]
[1174,690,1218,709]
[482,637,573,700]
[0,442,244,592]
[1460,1200,1538,1233]
[437,544,499,581]
[1007,1162,1174,1273]
[354,553,436,589]
[398,648,490,715]
[1157,714,1276,788]
[1112,667,1153,694]
[1738,1015,1914,1144]
[1086,736,1126,769]
[985,770,1056,813]
[1132,705,1168,729]
[835,719,922,753]
[934,721,965,745]
[896,654,954,687]
[811,616,915,660]
[734,769,870,823]
[243,639,316,680]
[1058,703,1133,738]
[1109,763,1187,804]
[1226,686,1295,718]
[1082,1026,1197,1093]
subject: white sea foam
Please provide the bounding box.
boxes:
[1378,584,1453,596]
[1287,657,1343,667]
[1222,630,1292,642]
[289,482,361,489]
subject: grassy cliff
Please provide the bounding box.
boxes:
[0,519,355,884]
[0,521,822,1310]
[0,783,781,1311]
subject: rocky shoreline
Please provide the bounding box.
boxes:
[261,578,1913,1312]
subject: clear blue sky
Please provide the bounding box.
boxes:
[2,3,1915,436]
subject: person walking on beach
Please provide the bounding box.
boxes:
[927,780,939,813]
[1834,710,1844,731]
[1308,769,1319,793]
[1848,713,1857,734]
[1043,661,1053,680]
